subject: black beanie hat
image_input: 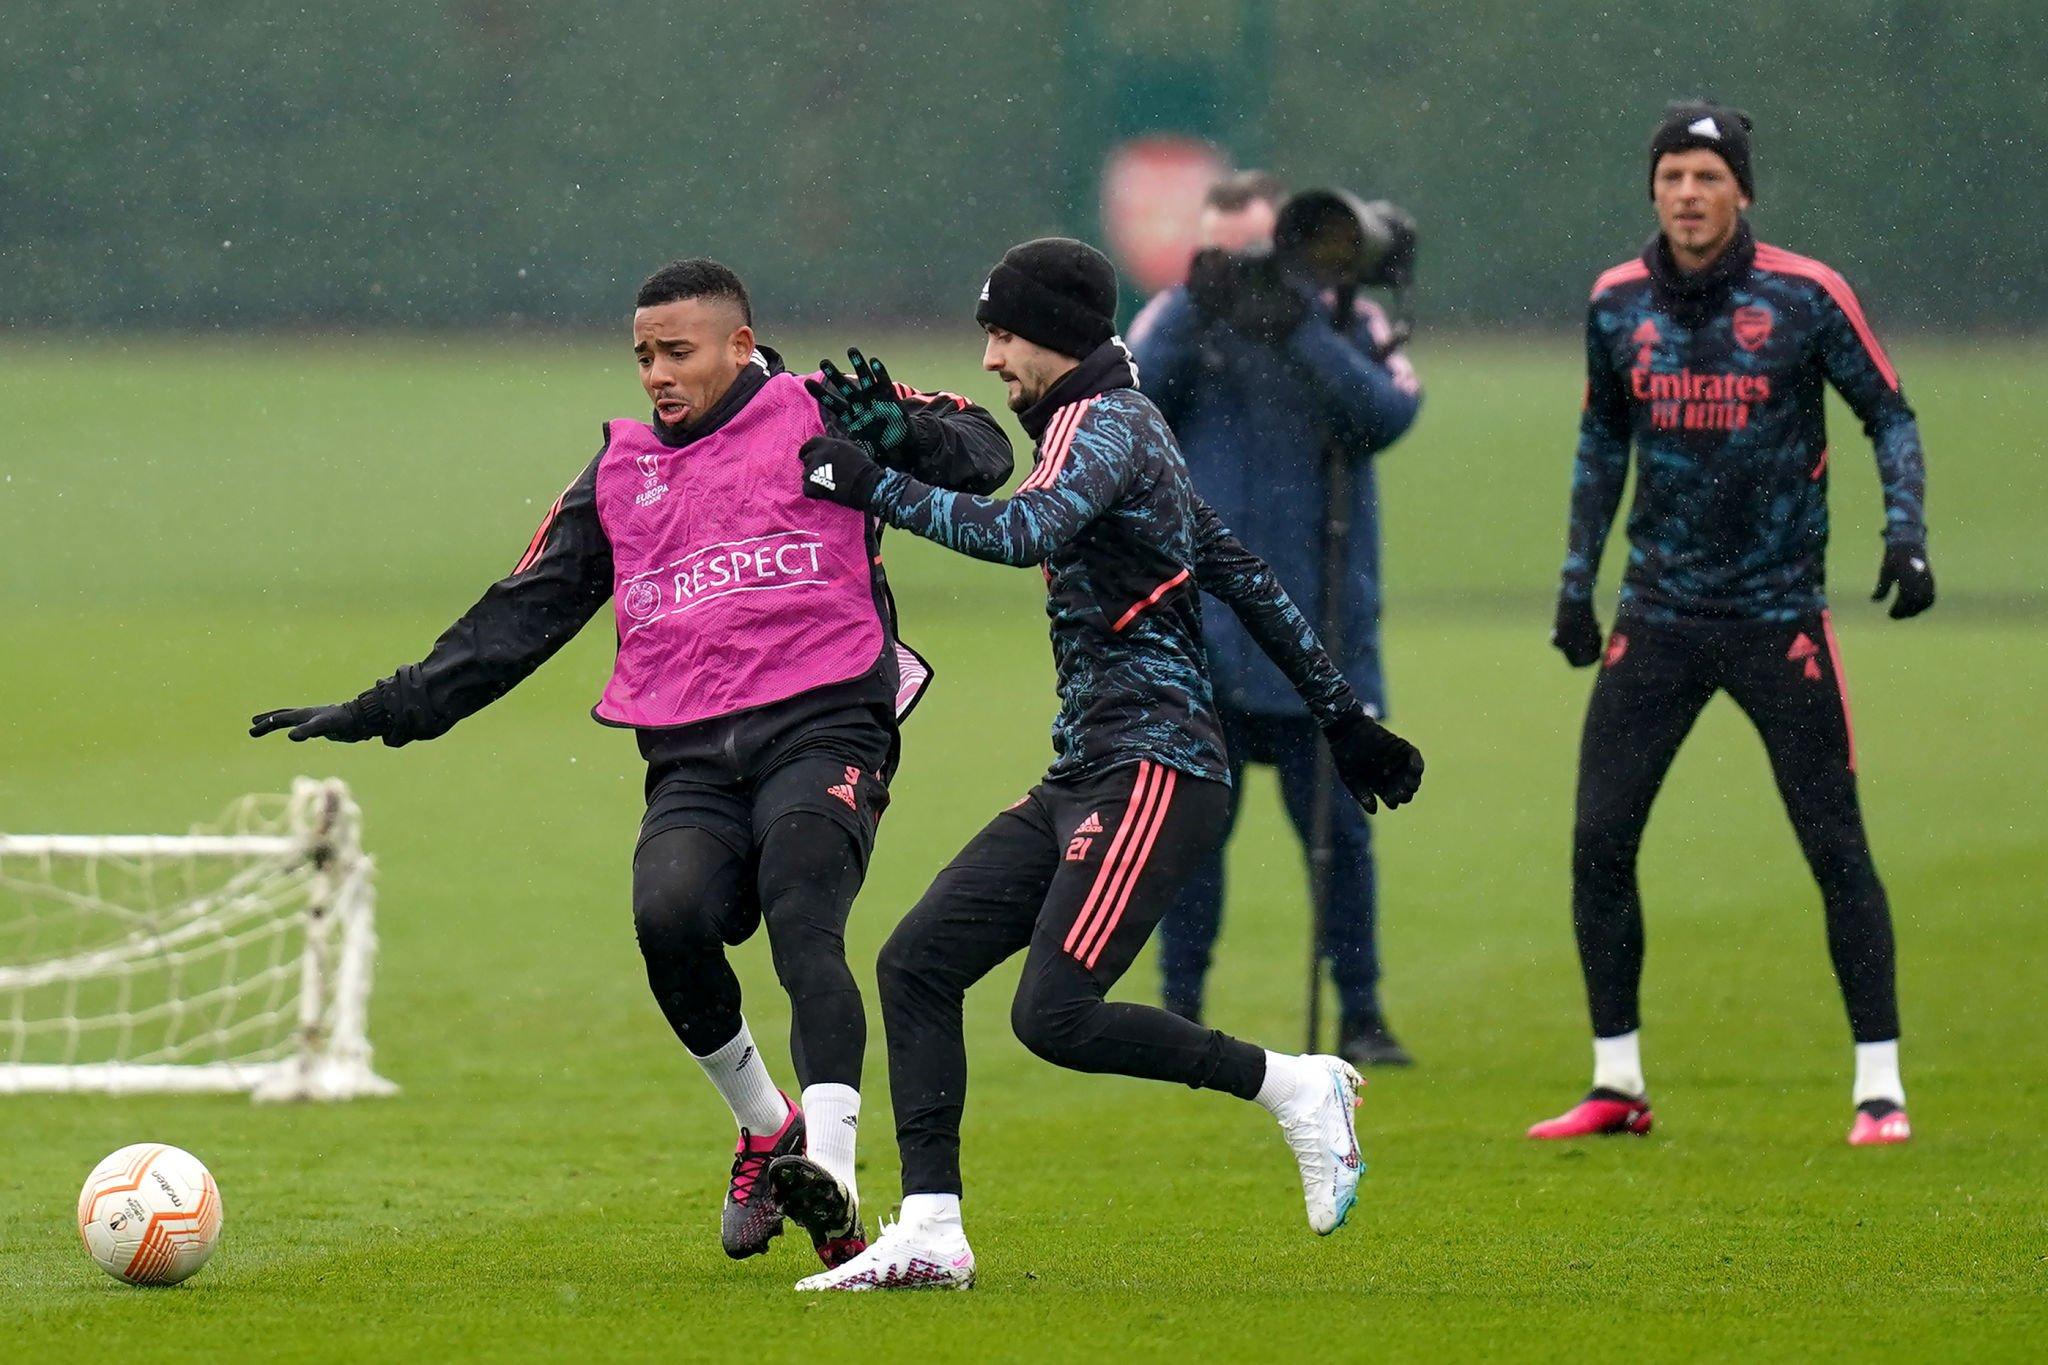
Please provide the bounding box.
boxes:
[975,237,1119,360]
[1648,101,1755,201]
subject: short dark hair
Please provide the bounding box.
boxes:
[634,258,752,325]
[1204,170,1287,212]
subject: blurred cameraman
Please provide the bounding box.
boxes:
[1128,172,1423,1066]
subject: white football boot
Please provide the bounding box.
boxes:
[793,1212,975,1292]
[1273,1054,1366,1234]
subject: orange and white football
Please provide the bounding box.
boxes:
[77,1143,224,1286]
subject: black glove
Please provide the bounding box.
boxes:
[249,696,384,743]
[1872,542,1935,619]
[805,348,915,466]
[1324,708,1424,814]
[1185,248,1307,347]
[1551,596,1603,668]
[799,435,884,508]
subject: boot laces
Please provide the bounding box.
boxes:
[728,1130,772,1205]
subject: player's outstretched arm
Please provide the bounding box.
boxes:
[798,411,1131,567]
[805,349,1013,494]
[1554,304,1632,666]
[250,449,614,746]
[249,701,387,743]
[1812,283,1935,619]
[1190,497,1422,813]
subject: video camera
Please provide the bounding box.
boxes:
[1273,189,1417,294]
[1185,187,1417,359]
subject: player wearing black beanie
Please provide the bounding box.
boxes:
[974,236,1119,361]
[1533,101,1934,1150]
[788,239,1427,1289]
[1647,100,1756,201]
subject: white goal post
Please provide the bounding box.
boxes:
[0,777,397,1102]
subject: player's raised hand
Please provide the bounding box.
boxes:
[1324,709,1424,814]
[805,348,913,464]
[1551,595,1604,667]
[1872,542,1935,619]
[249,702,378,743]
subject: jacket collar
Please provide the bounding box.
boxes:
[1018,339,1136,442]
[1643,218,1755,326]
[651,345,786,447]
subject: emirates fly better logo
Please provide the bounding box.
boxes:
[1631,307,1773,432]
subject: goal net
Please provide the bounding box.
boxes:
[0,777,396,1102]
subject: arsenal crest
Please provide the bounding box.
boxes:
[1732,304,1773,352]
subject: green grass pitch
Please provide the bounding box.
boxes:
[1,332,2042,1361]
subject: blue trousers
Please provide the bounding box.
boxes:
[1158,709,1380,1022]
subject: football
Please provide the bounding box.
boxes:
[77,1144,224,1286]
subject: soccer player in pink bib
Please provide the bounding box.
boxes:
[251,259,1012,1268]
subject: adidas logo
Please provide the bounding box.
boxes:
[734,1045,754,1072]
[841,1115,858,1128]
[1787,632,1823,681]
[808,463,836,492]
[828,783,857,810]
[1688,116,1721,139]
[1075,811,1103,835]
[979,276,992,302]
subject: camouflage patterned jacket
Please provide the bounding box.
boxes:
[860,341,1360,783]
[1563,220,1927,622]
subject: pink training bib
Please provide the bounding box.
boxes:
[592,371,885,729]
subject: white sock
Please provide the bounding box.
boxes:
[801,1083,861,1206]
[900,1193,964,1237]
[1254,1051,1305,1115]
[1853,1040,1905,1108]
[1592,1031,1645,1098]
[689,1021,789,1135]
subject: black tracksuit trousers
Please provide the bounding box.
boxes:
[1572,610,1900,1044]
[629,698,894,1090]
[878,759,1268,1197]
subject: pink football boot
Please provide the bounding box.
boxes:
[1527,1090,1654,1139]
[1848,1102,1912,1146]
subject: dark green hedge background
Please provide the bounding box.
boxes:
[4,1,2040,329]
